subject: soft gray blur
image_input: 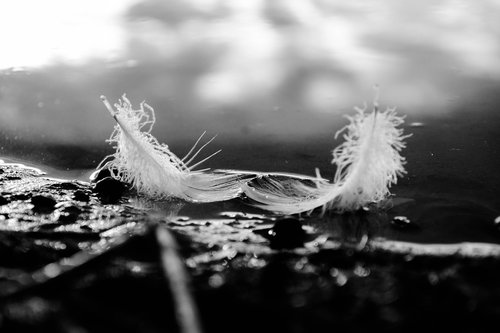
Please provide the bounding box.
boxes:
[1,0,499,172]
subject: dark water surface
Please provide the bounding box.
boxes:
[1,1,500,262]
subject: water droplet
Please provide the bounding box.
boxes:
[391,216,413,229]
[130,264,143,274]
[404,254,415,262]
[354,264,370,277]
[294,257,308,271]
[43,263,61,278]
[428,272,439,285]
[409,122,425,127]
[208,274,224,288]
[494,216,500,226]
[335,272,348,286]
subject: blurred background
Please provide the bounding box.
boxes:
[0,0,499,184]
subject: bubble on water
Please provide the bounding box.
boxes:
[494,216,500,226]
[391,216,412,229]
[428,272,439,285]
[208,274,225,288]
[354,264,370,277]
[335,272,348,286]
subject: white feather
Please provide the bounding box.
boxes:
[243,100,411,215]
[98,94,246,202]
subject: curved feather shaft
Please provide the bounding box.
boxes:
[98,94,249,202]
[244,99,410,215]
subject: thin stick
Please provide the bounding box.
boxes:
[156,226,203,333]
[372,84,380,114]
[100,95,117,121]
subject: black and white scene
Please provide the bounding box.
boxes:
[0,1,499,332]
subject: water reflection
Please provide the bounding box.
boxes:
[307,209,383,249]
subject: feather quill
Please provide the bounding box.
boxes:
[243,96,411,215]
[98,94,246,202]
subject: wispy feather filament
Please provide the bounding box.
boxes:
[98,94,246,203]
[243,99,411,215]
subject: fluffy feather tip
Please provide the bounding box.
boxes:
[244,97,411,215]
